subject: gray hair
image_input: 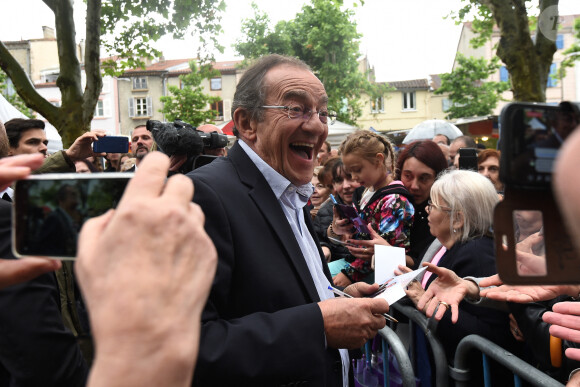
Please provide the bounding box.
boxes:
[430,169,498,243]
[231,54,312,137]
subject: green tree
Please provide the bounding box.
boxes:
[159,61,221,125]
[0,69,34,118]
[435,54,509,119]
[234,0,390,125]
[0,0,225,146]
[449,0,559,102]
[560,17,580,76]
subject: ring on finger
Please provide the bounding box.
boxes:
[438,301,450,310]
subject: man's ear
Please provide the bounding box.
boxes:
[233,108,257,143]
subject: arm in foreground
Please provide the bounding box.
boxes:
[76,152,217,387]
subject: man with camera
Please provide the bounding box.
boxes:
[187,54,389,386]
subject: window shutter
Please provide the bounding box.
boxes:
[223,99,232,121]
[556,34,564,50]
[128,98,135,117]
[146,96,153,116]
[500,66,509,82]
[547,63,558,88]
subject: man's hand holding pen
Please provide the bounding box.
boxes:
[317,282,393,349]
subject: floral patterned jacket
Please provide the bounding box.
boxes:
[342,181,415,282]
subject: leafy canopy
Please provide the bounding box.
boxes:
[435,54,509,119]
[233,0,390,125]
[159,61,221,126]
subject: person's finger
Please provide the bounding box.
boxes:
[368,298,390,314]
[0,258,61,288]
[422,262,446,276]
[478,274,502,288]
[119,152,169,202]
[549,324,580,344]
[77,210,114,268]
[551,301,580,316]
[434,302,447,321]
[0,153,45,168]
[163,174,194,205]
[565,348,580,362]
[544,311,580,331]
[450,304,459,324]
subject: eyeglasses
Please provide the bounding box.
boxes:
[261,105,337,125]
[426,200,452,213]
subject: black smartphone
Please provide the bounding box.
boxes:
[458,148,478,171]
[12,173,133,259]
[92,136,129,153]
[494,101,580,284]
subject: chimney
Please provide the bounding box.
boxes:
[42,26,55,39]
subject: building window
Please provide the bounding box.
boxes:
[402,91,416,111]
[500,66,509,82]
[128,97,152,117]
[132,77,148,90]
[95,100,104,117]
[94,100,111,117]
[442,98,451,112]
[547,63,558,88]
[210,100,224,120]
[210,77,222,91]
[370,97,384,113]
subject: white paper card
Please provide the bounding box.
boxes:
[375,283,407,305]
[374,245,406,284]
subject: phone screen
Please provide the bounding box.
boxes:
[13,173,132,259]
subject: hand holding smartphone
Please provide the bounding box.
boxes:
[330,194,371,235]
[12,173,133,259]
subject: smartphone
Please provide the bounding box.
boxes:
[494,101,580,284]
[12,173,133,259]
[458,148,478,171]
[92,136,129,153]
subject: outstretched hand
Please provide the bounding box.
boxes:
[479,275,576,303]
[416,263,479,323]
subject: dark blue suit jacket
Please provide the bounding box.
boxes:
[187,141,343,386]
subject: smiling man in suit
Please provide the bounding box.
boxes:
[188,54,389,386]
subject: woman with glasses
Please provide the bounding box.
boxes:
[399,170,517,381]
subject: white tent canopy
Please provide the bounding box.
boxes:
[326,120,357,148]
[0,93,63,153]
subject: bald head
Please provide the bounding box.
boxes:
[197,124,227,156]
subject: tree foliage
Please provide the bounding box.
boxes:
[234,0,390,125]
[0,69,34,118]
[0,0,225,147]
[448,0,559,102]
[561,17,580,75]
[435,54,509,119]
[159,61,220,125]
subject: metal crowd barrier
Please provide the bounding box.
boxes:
[376,325,416,387]
[452,335,565,387]
[391,302,449,387]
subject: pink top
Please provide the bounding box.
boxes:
[421,246,447,289]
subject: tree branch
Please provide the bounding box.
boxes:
[83,0,102,124]
[0,41,59,121]
[53,0,83,109]
[42,0,57,13]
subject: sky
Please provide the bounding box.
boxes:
[1,0,580,82]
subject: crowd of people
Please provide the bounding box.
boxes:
[0,53,579,386]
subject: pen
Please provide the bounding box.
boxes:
[327,285,398,323]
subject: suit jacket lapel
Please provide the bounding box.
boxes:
[229,142,322,302]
